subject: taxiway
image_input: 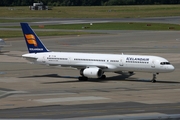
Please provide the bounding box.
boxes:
[0,30,180,119]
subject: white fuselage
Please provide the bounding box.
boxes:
[22,52,174,73]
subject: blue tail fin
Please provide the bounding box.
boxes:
[20,23,49,53]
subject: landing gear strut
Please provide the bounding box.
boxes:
[151,73,158,83]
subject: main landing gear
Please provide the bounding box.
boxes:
[99,75,106,79]
[151,73,159,83]
[78,75,106,81]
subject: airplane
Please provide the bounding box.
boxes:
[0,38,10,53]
[20,23,175,83]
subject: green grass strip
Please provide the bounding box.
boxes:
[31,22,180,30]
[1,22,180,38]
[0,30,97,38]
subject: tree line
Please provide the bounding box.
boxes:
[0,0,180,6]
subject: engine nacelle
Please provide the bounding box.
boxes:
[81,67,103,78]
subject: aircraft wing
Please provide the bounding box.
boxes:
[49,64,108,69]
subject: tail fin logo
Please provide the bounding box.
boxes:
[25,34,37,47]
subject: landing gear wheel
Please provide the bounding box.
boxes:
[151,79,156,83]
[128,71,134,75]
[99,75,106,79]
[78,76,88,81]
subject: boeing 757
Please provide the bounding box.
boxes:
[20,23,174,83]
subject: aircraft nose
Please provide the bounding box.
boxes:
[168,65,175,72]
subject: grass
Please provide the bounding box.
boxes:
[0,5,180,19]
[0,30,97,38]
[1,5,180,38]
[20,22,180,31]
[1,22,180,38]
[2,21,180,31]
[0,19,37,23]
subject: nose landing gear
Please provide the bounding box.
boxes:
[151,73,159,83]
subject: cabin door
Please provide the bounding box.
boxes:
[68,57,72,63]
[42,55,46,63]
[119,57,124,66]
[151,60,155,68]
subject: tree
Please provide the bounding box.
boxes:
[0,0,180,6]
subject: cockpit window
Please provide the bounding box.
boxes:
[160,62,171,65]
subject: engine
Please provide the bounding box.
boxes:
[80,67,103,78]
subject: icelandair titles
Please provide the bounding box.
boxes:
[126,57,149,64]
[29,48,44,51]
[126,57,149,61]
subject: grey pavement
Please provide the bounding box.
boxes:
[0,16,180,27]
[0,29,180,119]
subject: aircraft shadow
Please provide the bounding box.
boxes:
[19,74,78,79]
[19,74,133,84]
[19,74,180,84]
[119,79,180,84]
